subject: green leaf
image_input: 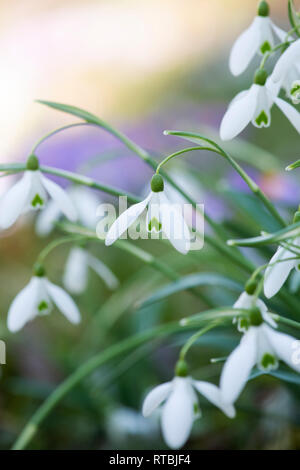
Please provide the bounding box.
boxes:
[251,367,300,385]
[37,100,149,159]
[286,159,300,171]
[164,128,280,171]
[228,221,300,247]
[138,273,242,308]
[180,307,249,326]
[288,0,300,36]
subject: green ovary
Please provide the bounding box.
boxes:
[38,300,49,312]
[148,217,162,232]
[260,41,271,54]
[255,110,269,127]
[260,353,277,370]
[31,194,44,207]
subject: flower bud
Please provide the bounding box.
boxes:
[33,262,46,277]
[175,359,188,377]
[258,1,269,17]
[249,306,263,326]
[151,174,164,193]
[245,279,258,295]
[254,68,268,86]
[26,154,39,171]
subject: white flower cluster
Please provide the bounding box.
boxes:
[0,0,299,452]
[220,1,300,140]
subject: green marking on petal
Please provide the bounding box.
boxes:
[148,217,162,232]
[260,353,278,371]
[255,110,269,127]
[238,317,250,332]
[290,82,300,103]
[193,402,200,415]
[38,301,48,312]
[260,41,271,54]
[31,194,44,207]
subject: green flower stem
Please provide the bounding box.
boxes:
[11,321,197,450]
[31,123,93,155]
[155,146,203,174]
[0,163,140,204]
[215,147,286,228]
[288,0,300,37]
[179,322,221,361]
[164,131,286,228]
[37,235,87,264]
[37,100,150,161]
[56,223,210,304]
[274,314,300,331]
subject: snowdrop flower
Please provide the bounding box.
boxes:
[272,39,300,97]
[233,287,276,332]
[36,185,100,237]
[0,155,77,230]
[63,246,119,294]
[220,69,300,141]
[229,1,286,76]
[220,306,300,405]
[264,238,300,298]
[142,361,235,449]
[7,264,81,332]
[106,174,191,254]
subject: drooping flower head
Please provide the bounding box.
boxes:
[264,210,300,298]
[63,245,119,294]
[220,69,300,141]
[229,1,286,76]
[220,306,300,405]
[7,263,81,332]
[105,174,191,254]
[0,155,77,230]
[271,38,300,103]
[142,360,235,449]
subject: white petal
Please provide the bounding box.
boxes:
[63,247,88,294]
[275,97,300,134]
[105,193,151,246]
[68,186,100,229]
[220,327,257,404]
[229,17,261,76]
[35,199,62,237]
[161,377,194,449]
[193,381,235,418]
[272,39,300,83]
[41,175,77,222]
[7,277,41,332]
[0,172,32,229]
[264,246,297,298]
[220,85,260,141]
[265,325,300,373]
[87,253,119,290]
[142,381,173,417]
[146,192,162,233]
[45,280,81,324]
[262,311,278,329]
[270,21,288,43]
[159,192,190,254]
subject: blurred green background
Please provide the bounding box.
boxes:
[0,0,300,450]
